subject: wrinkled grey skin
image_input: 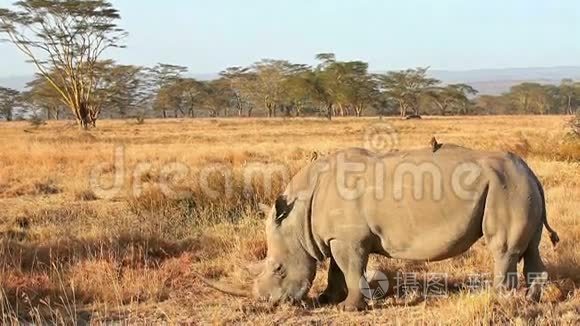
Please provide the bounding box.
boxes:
[204,145,560,311]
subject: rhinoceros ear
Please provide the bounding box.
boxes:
[274,195,295,225]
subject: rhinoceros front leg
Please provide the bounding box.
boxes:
[492,252,518,291]
[318,257,347,305]
[330,240,369,311]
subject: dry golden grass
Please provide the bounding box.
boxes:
[0,116,578,324]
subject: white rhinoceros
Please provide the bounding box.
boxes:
[197,145,559,311]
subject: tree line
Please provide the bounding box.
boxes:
[3,57,580,123]
[1,1,579,127]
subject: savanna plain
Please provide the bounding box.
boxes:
[0,115,578,324]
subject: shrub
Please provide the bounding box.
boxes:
[569,109,580,137]
[127,188,198,238]
[136,114,145,125]
[74,189,98,201]
[33,180,61,195]
[28,115,46,128]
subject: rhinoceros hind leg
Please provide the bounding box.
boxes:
[523,228,548,302]
[318,256,347,305]
[330,240,369,311]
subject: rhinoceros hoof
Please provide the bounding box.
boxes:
[526,285,542,302]
[317,293,333,305]
[318,291,347,305]
[338,299,367,311]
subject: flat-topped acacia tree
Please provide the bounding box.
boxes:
[0,86,20,121]
[0,0,126,129]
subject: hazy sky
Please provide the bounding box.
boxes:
[1,0,579,76]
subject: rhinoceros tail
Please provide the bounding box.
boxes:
[535,172,560,247]
[511,152,560,248]
[543,206,560,247]
[546,223,560,247]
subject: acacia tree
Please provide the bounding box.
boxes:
[149,63,188,118]
[220,66,254,117]
[508,83,558,114]
[558,79,579,115]
[0,86,20,121]
[101,64,146,118]
[304,70,335,120]
[86,60,116,121]
[336,61,378,117]
[177,78,204,118]
[200,79,230,117]
[427,83,478,115]
[0,0,126,128]
[25,72,67,119]
[323,58,354,117]
[305,53,340,120]
[377,67,440,117]
[251,59,294,117]
[281,64,312,117]
[155,77,204,118]
[508,82,536,113]
[531,85,558,115]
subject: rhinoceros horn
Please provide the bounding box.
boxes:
[193,272,251,297]
[244,260,265,277]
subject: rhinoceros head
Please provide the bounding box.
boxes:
[195,195,317,305]
[251,195,317,304]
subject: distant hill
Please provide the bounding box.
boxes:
[429,66,580,95]
[0,75,30,90]
[2,66,580,95]
[0,73,219,91]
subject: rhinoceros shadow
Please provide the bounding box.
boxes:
[0,232,197,271]
[305,249,580,310]
[0,232,196,322]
